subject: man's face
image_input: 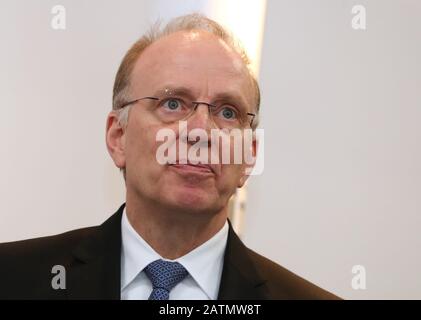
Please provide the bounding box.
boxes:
[112,30,256,215]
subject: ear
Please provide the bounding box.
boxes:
[106,111,126,169]
[237,138,257,188]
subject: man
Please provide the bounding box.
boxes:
[0,14,339,300]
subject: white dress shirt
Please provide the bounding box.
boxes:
[120,208,228,300]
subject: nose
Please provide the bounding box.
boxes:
[186,102,216,131]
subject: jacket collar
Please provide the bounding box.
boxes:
[67,204,124,299]
[217,222,268,299]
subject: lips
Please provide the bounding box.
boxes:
[169,160,218,175]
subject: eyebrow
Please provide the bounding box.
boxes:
[151,85,251,111]
[152,86,196,100]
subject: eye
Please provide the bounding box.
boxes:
[218,106,237,120]
[162,98,182,111]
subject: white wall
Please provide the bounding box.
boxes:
[244,0,421,299]
[0,0,152,240]
[1,0,420,299]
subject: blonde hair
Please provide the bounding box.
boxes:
[112,13,260,127]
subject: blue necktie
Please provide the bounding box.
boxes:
[144,259,188,300]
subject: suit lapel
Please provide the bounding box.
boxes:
[217,223,268,299]
[66,204,124,300]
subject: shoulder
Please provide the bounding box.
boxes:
[0,226,97,260]
[0,226,97,299]
[246,247,341,300]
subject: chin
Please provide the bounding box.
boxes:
[165,189,222,215]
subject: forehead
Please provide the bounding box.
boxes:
[130,30,254,107]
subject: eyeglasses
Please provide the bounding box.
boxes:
[118,92,256,129]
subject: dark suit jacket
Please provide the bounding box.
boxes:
[0,204,340,300]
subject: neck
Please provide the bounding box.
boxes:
[125,189,228,260]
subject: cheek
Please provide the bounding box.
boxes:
[125,115,179,173]
[219,164,244,188]
[125,122,161,169]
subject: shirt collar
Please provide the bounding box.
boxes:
[120,208,228,299]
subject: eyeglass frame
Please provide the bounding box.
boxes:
[117,96,257,128]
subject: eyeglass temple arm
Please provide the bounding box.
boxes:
[247,113,256,127]
[118,96,159,109]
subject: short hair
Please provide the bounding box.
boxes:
[112,13,261,128]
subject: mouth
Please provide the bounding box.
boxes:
[169,161,216,175]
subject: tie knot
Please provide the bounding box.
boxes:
[144,259,188,292]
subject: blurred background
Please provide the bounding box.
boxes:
[1,0,420,299]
